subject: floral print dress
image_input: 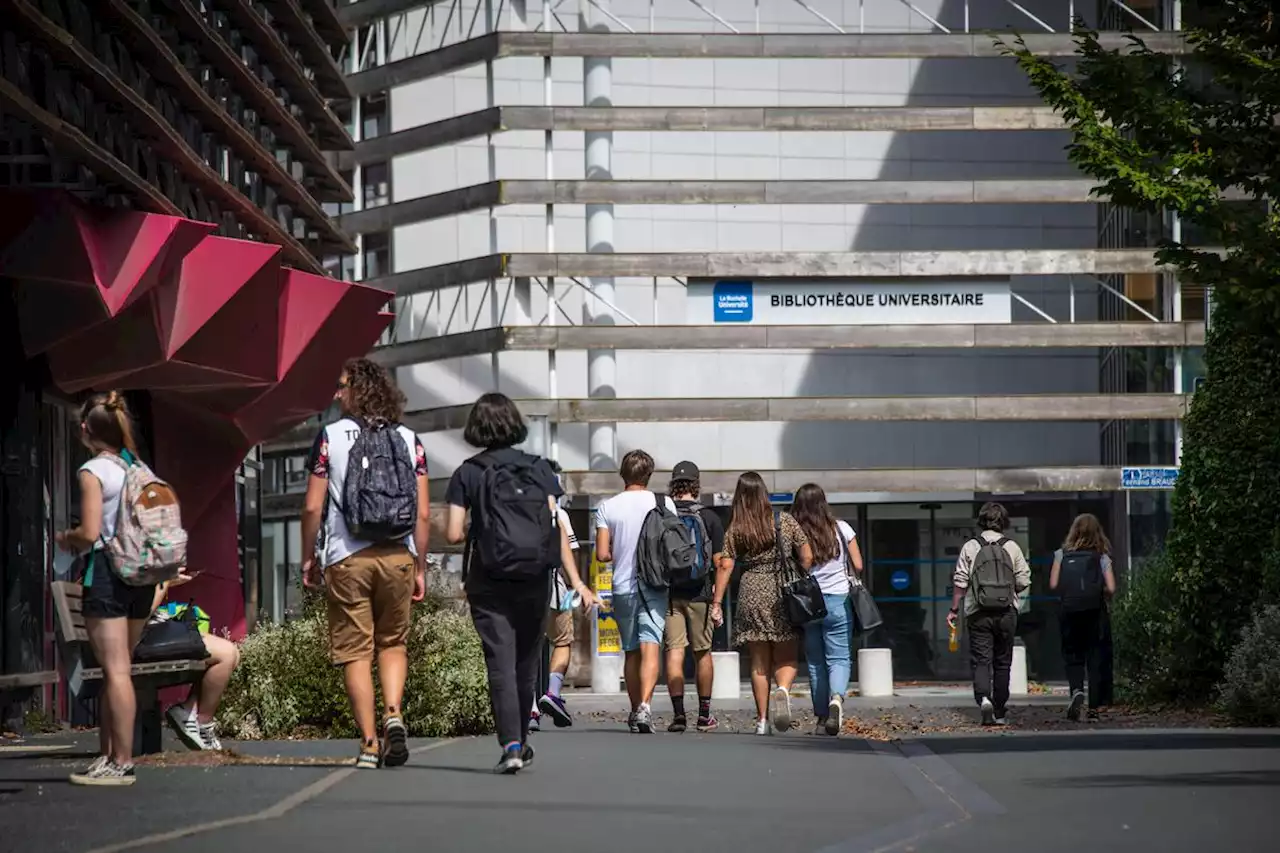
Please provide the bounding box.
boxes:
[725,512,810,645]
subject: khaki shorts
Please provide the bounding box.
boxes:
[545,607,574,647]
[326,543,416,666]
[664,598,714,653]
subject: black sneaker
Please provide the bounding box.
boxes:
[668,715,687,733]
[495,746,523,775]
[1066,690,1086,722]
[382,716,409,767]
[521,743,535,768]
[696,715,719,732]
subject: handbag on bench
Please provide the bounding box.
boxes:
[133,603,210,664]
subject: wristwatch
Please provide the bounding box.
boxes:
[948,607,959,614]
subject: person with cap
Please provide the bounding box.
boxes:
[663,461,725,733]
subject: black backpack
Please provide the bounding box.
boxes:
[468,452,557,580]
[970,536,1016,612]
[635,493,698,590]
[338,420,417,542]
[1058,550,1105,612]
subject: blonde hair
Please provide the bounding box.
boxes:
[80,391,139,456]
[1064,513,1111,555]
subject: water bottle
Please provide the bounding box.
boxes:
[948,622,959,653]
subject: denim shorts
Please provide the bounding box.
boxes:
[612,586,667,652]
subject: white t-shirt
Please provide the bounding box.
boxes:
[594,489,678,595]
[550,507,580,607]
[79,455,127,552]
[811,520,858,596]
[312,418,425,568]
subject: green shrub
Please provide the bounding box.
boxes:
[1218,605,1280,726]
[217,592,493,740]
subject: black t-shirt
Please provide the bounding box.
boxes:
[671,500,726,600]
[445,448,564,592]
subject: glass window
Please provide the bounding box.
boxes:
[362,161,390,208]
[323,253,356,282]
[360,93,388,140]
[322,170,355,218]
[362,231,391,280]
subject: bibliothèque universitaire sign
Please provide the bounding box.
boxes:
[686,279,1012,325]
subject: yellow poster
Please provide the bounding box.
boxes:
[590,550,612,598]
[596,613,621,656]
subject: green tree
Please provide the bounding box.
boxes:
[1003,4,1280,702]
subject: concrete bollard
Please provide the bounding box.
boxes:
[710,651,741,700]
[1009,643,1029,697]
[857,648,894,697]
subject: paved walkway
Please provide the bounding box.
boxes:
[2,717,1278,853]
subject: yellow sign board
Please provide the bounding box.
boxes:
[590,550,612,597]
[596,613,621,656]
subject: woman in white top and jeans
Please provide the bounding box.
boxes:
[791,484,864,736]
[55,392,154,786]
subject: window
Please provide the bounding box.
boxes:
[362,231,391,280]
[360,92,388,140]
[322,252,356,282]
[322,169,355,218]
[363,161,390,208]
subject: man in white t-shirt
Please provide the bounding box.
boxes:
[594,449,676,734]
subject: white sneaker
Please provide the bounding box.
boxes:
[199,721,222,751]
[634,703,653,734]
[825,695,843,736]
[69,758,135,786]
[165,704,207,751]
[770,687,792,733]
[754,719,771,736]
[813,718,827,735]
[980,697,996,726]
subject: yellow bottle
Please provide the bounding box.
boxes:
[948,622,959,653]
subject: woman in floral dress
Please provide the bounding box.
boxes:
[710,472,813,735]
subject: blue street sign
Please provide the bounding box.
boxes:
[1121,466,1180,490]
[768,492,794,504]
[713,280,753,322]
[890,570,911,591]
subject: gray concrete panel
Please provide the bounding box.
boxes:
[335,107,502,171]
[375,254,507,297]
[368,322,1202,367]
[347,32,501,97]
[338,0,442,28]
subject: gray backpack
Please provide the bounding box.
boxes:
[970,536,1016,612]
[635,492,698,590]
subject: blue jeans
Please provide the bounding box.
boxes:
[613,585,668,653]
[805,593,854,715]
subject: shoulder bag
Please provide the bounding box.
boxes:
[838,525,883,632]
[779,513,827,627]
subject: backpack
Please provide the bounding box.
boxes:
[1058,550,1105,612]
[670,503,714,590]
[338,420,418,542]
[468,452,557,580]
[101,453,186,587]
[635,492,698,590]
[969,536,1016,612]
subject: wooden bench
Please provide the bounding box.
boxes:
[51,581,206,755]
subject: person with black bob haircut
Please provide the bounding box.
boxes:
[445,392,596,774]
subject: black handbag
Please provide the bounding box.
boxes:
[838,528,883,632]
[778,513,827,627]
[133,604,211,664]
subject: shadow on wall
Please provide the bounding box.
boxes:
[776,0,1105,473]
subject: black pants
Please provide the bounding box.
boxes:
[1060,608,1103,707]
[966,609,1017,712]
[468,582,547,748]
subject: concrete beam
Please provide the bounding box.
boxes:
[369,322,1206,368]
[340,179,1115,232]
[371,249,1170,295]
[337,105,1063,168]
[338,0,440,29]
[401,394,1188,432]
[347,32,1189,92]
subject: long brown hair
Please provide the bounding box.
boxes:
[79,391,139,456]
[340,357,406,424]
[727,471,774,556]
[792,483,839,564]
[1064,513,1111,554]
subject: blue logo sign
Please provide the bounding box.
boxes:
[1121,467,1180,490]
[713,280,753,323]
[768,492,794,505]
[890,570,911,591]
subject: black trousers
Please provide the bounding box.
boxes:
[966,609,1017,712]
[1060,608,1103,707]
[468,581,547,748]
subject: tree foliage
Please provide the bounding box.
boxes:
[1003,3,1280,702]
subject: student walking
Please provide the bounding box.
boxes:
[711,472,814,735]
[532,461,581,731]
[57,392,181,786]
[791,484,864,736]
[662,461,725,733]
[301,358,430,769]
[1050,513,1116,721]
[947,502,1031,726]
[594,449,677,734]
[445,393,595,773]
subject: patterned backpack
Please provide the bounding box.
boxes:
[102,453,187,586]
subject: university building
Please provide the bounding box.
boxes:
[262,0,1197,682]
[0,0,389,724]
